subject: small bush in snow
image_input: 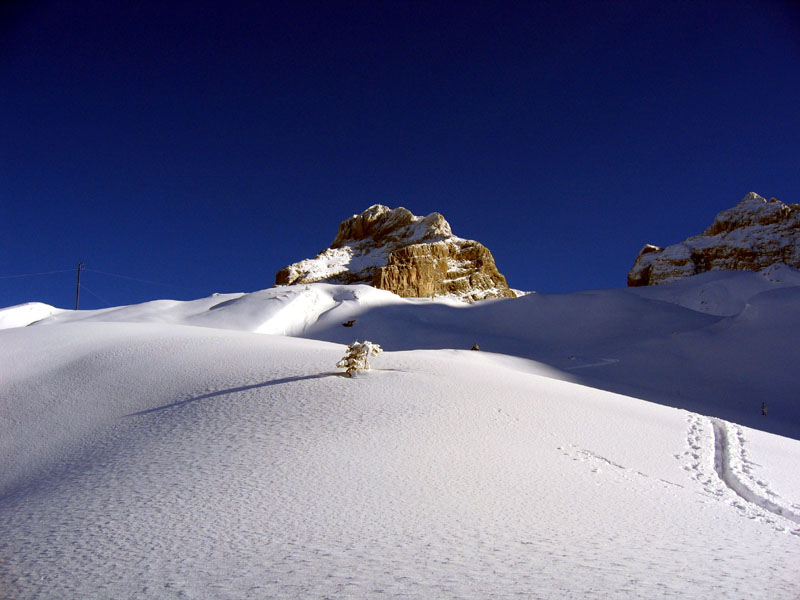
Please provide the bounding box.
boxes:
[337,340,382,377]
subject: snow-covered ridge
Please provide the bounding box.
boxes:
[629,192,799,286]
[2,309,800,598]
[3,267,800,597]
[0,301,64,329]
[5,265,800,439]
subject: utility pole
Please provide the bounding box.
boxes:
[75,262,85,310]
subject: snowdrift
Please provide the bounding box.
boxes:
[2,323,799,598]
[9,264,800,438]
[2,266,799,598]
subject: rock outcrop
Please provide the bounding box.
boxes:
[628,193,800,286]
[275,205,515,302]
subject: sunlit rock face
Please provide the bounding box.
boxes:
[275,204,515,302]
[628,193,800,286]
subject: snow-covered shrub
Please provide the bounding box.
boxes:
[337,340,382,377]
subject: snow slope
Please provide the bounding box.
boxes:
[0,302,64,329]
[2,268,800,598]
[1,322,799,599]
[13,265,799,438]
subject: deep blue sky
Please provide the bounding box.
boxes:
[2,0,799,310]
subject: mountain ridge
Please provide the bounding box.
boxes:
[629,192,800,286]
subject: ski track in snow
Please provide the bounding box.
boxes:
[681,413,800,534]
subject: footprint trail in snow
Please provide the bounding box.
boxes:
[681,413,800,534]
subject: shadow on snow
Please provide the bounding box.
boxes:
[125,372,341,417]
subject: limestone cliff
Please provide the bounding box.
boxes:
[275,205,514,302]
[628,193,800,286]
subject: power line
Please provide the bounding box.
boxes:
[79,284,113,308]
[84,269,183,290]
[0,269,74,280]
[1,266,192,303]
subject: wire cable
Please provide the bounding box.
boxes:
[0,269,75,280]
[85,269,183,290]
[78,284,113,308]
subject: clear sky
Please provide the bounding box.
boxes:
[2,0,799,310]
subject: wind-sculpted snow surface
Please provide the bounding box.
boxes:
[4,264,800,438]
[0,302,63,328]
[1,324,800,598]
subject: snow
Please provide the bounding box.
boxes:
[2,269,800,598]
[281,246,355,282]
[627,263,800,315]
[0,302,64,329]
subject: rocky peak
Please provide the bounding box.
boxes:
[703,193,795,235]
[628,193,799,286]
[331,204,452,247]
[276,205,515,302]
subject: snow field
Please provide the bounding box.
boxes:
[2,323,799,598]
[0,302,63,330]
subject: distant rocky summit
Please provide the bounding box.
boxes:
[628,193,800,286]
[276,205,515,302]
